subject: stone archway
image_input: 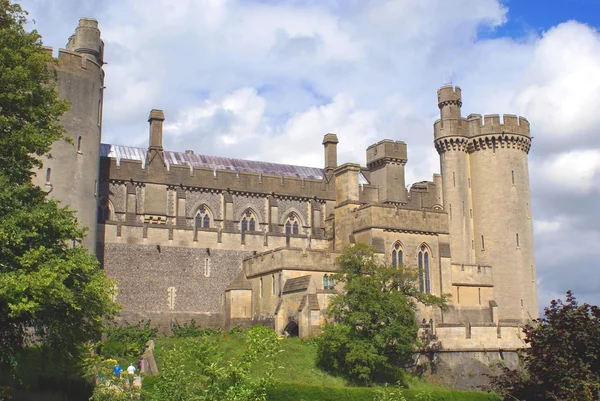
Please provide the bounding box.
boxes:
[283,320,299,337]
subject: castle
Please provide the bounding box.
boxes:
[35,19,538,382]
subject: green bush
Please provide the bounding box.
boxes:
[172,320,224,338]
[229,325,244,335]
[101,321,157,359]
[266,382,500,401]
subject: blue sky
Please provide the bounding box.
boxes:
[19,0,600,312]
[496,0,600,38]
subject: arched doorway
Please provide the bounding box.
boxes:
[283,320,299,337]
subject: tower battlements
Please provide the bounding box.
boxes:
[466,114,530,137]
[437,85,462,108]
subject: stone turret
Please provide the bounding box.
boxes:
[366,139,407,204]
[433,85,538,324]
[33,18,106,252]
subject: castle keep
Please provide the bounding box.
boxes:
[37,19,538,377]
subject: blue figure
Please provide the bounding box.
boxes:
[114,363,122,377]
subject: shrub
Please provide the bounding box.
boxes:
[229,325,244,335]
[144,326,281,401]
[266,382,499,401]
[101,321,157,359]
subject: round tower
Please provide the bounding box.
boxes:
[34,18,105,253]
[434,86,475,265]
[467,114,538,322]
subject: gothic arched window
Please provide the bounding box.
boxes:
[285,213,300,236]
[97,197,112,223]
[241,209,258,233]
[418,245,431,294]
[391,242,404,268]
[194,205,212,230]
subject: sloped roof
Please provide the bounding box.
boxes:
[100,143,369,184]
[225,271,251,291]
[298,294,320,311]
[282,275,312,294]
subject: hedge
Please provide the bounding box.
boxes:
[266,382,500,401]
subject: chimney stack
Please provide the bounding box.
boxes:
[322,133,339,172]
[148,109,165,151]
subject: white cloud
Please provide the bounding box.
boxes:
[536,149,600,193]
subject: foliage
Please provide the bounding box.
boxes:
[101,321,157,359]
[144,325,281,401]
[317,243,448,386]
[172,319,223,338]
[266,382,499,401]
[0,0,119,377]
[490,291,600,400]
[80,345,141,401]
[229,325,245,335]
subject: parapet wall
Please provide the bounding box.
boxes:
[103,158,336,201]
[44,46,103,77]
[243,247,339,278]
[351,204,449,235]
[434,113,530,141]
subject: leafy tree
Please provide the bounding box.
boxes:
[490,291,600,400]
[0,0,118,376]
[317,243,448,385]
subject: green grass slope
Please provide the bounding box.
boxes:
[152,335,498,401]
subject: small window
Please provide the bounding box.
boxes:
[471,240,474,249]
[453,172,456,187]
[195,206,212,230]
[457,286,460,304]
[391,242,403,268]
[97,197,111,223]
[204,258,210,277]
[241,209,258,238]
[167,287,176,311]
[470,209,473,218]
[449,204,452,220]
[481,235,485,250]
[77,136,82,152]
[45,167,51,183]
[328,275,335,290]
[272,274,275,295]
[323,275,329,290]
[418,245,431,294]
[511,170,515,185]
[285,214,300,236]
[260,277,263,298]
[478,288,482,305]
[516,233,520,248]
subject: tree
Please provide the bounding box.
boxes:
[316,243,447,385]
[0,0,118,376]
[490,291,600,400]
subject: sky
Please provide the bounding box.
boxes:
[18,0,600,312]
